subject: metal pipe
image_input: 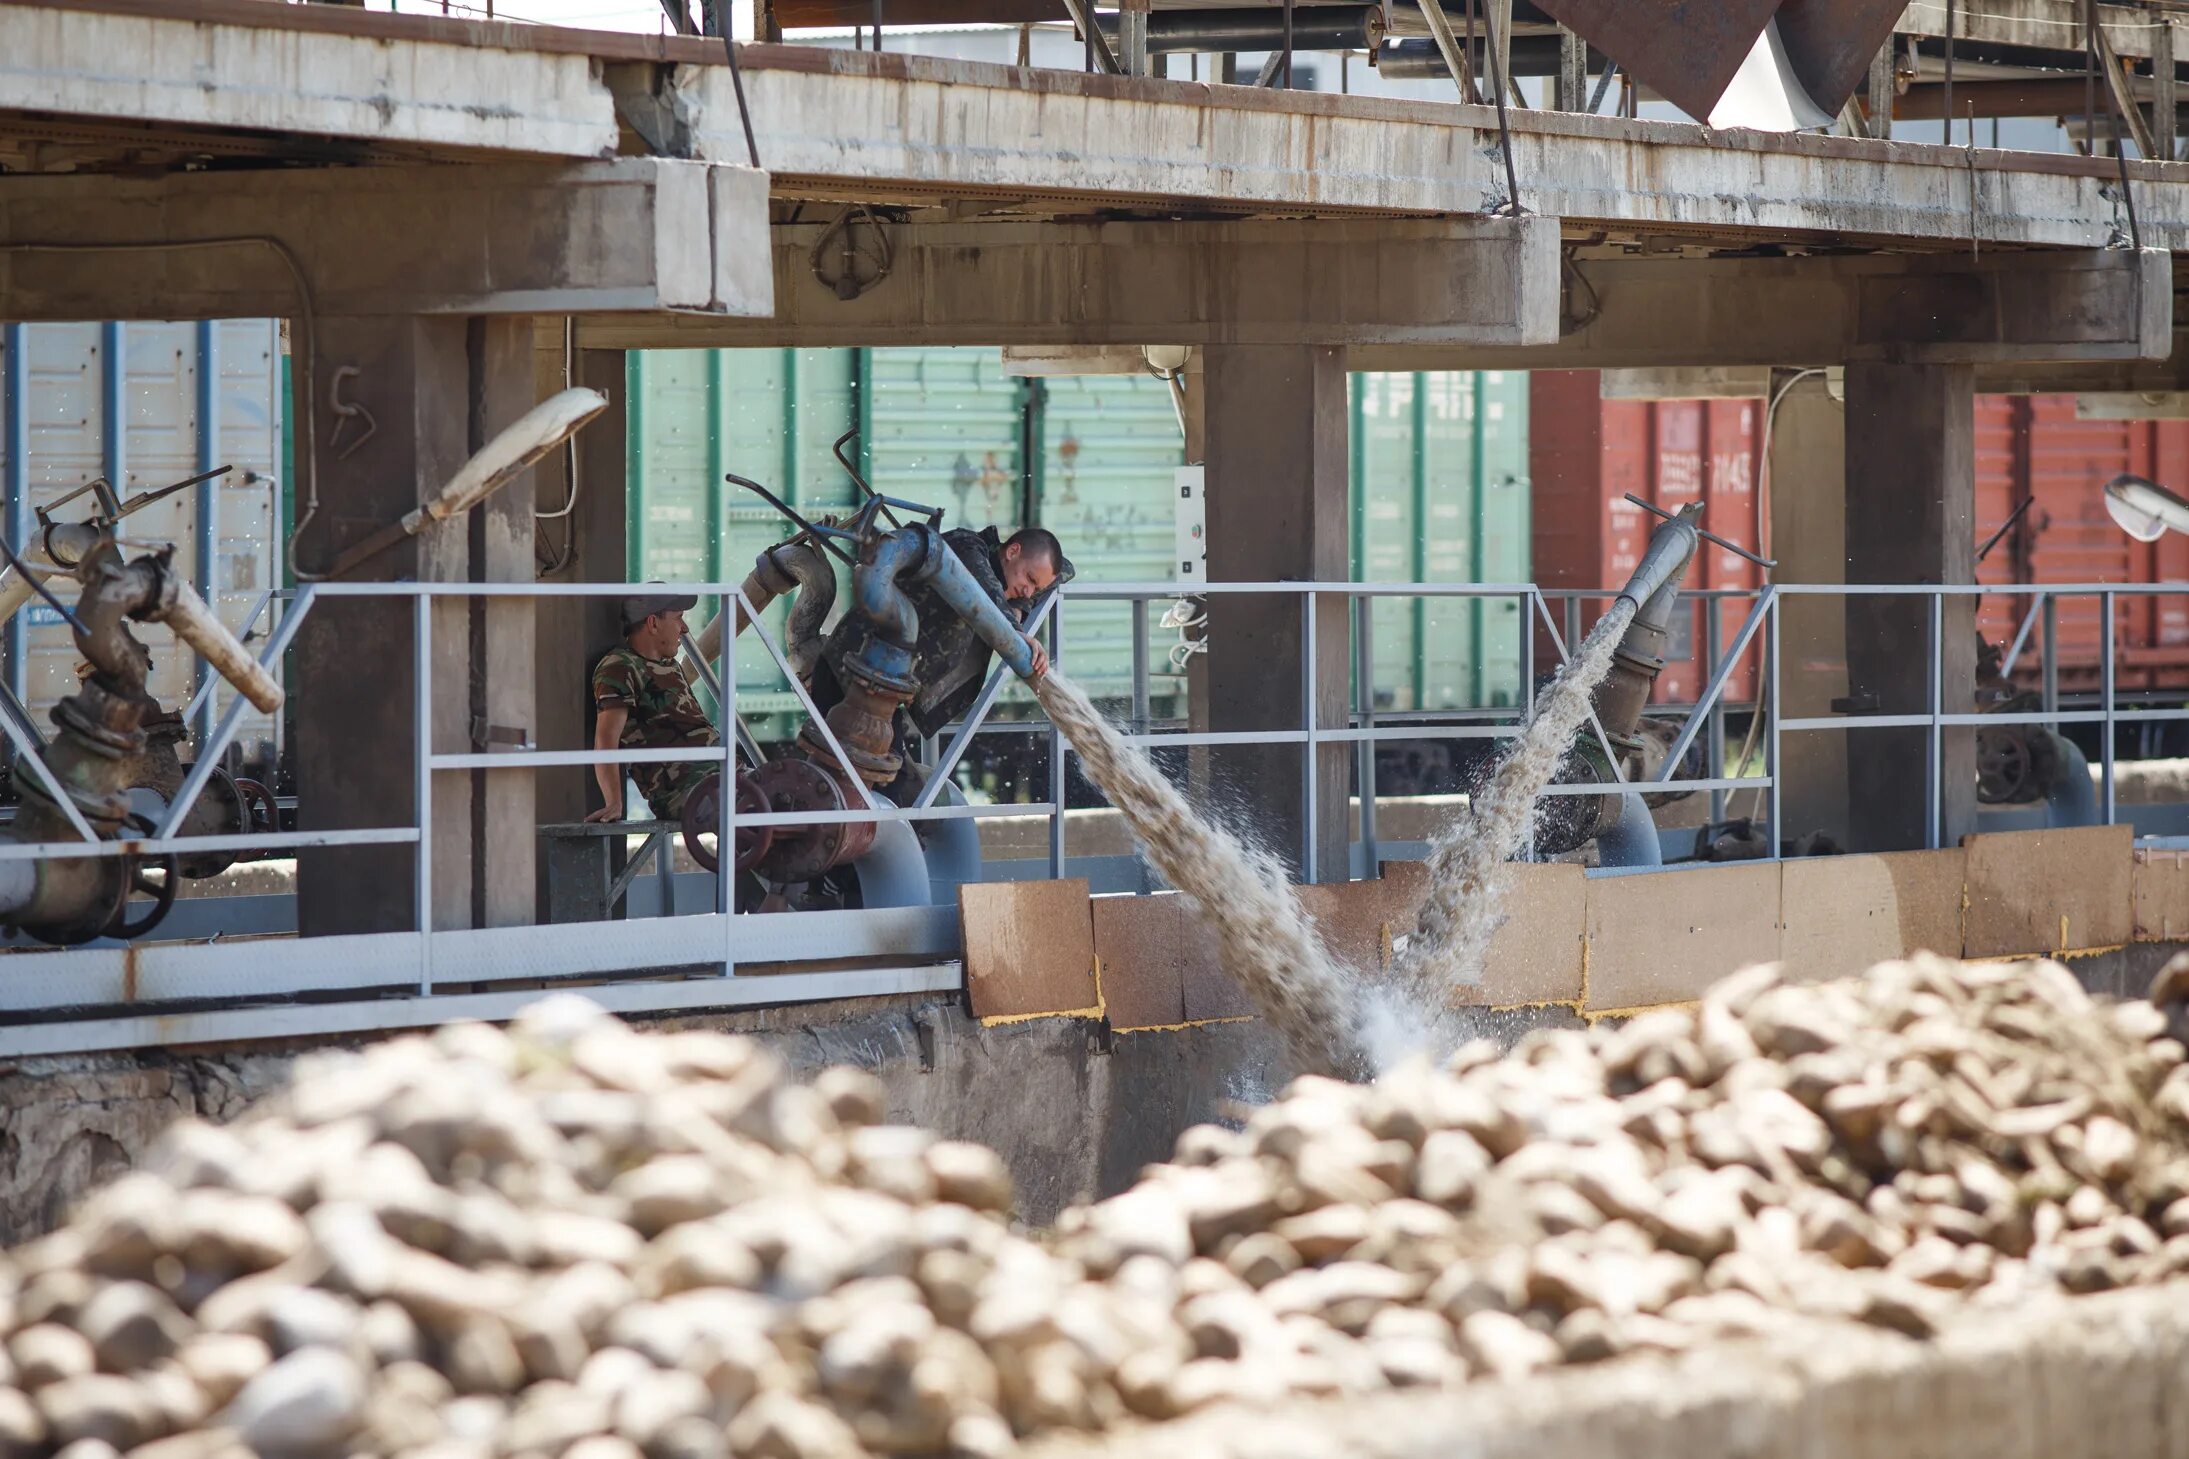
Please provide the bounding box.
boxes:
[1375,33,1580,78]
[2049,734,2099,827]
[853,528,928,654]
[326,388,607,581]
[860,524,1040,681]
[1594,504,1705,746]
[1595,789,1662,868]
[692,538,836,676]
[1101,6,1381,59]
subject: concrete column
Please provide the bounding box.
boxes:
[467,320,539,928]
[295,315,538,937]
[535,347,631,829]
[1555,26,1589,111]
[1767,373,1852,847]
[2156,21,2178,162]
[1842,362,1978,852]
[1868,41,1895,140]
[1202,345,1349,883]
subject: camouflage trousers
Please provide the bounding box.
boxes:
[638,761,714,821]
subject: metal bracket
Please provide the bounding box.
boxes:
[1622,493,1778,570]
[471,720,535,752]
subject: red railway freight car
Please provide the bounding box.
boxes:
[1975,395,2189,693]
[1529,371,1763,706]
[1531,373,2189,702]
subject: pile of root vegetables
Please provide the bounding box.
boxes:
[7,953,2189,1459]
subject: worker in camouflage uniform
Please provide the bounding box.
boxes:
[586,589,719,822]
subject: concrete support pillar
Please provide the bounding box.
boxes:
[295,315,538,937]
[1555,26,1589,111]
[1868,41,1895,140]
[1768,374,1852,847]
[2156,21,2179,162]
[1842,362,1978,852]
[1202,345,1349,883]
[535,346,631,829]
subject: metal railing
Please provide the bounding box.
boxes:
[0,574,2181,1055]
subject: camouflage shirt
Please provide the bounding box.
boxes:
[592,645,719,817]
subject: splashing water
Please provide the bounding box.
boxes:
[1373,597,1637,1060]
[1034,672,1369,1077]
[1033,601,1636,1078]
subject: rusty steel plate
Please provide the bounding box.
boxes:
[1533,0,1781,122]
[1774,0,1909,119]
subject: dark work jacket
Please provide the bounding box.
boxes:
[818,525,1028,741]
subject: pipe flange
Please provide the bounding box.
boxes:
[749,756,860,883]
[48,702,140,760]
[12,767,130,832]
[845,650,919,699]
[801,719,901,785]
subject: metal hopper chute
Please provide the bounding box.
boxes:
[1533,0,1905,129]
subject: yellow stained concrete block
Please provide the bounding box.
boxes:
[1961,825,2132,958]
[1583,862,1781,1012]
[1779,849,1965,984]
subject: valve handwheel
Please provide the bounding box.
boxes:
[681,772,775,875]
[105,812,179,942]
[231,777,279,835]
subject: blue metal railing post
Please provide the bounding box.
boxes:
[414,594,434,991]
[1047,595,1065,880]
[194,321,221,746]
[1927,591,1942,851]
[1301,590,1319,882]
[2103,590,2117,826]
[2,324,27,710]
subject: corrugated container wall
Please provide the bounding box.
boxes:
[1353,371,1530,710]
[1974,395,2189,691]
[628,350,1534,736]
[1535,373,2189,702]
[0,321,284,760]
[1528,371,1763,706]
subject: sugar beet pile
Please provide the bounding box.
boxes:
[10,956,2189,1459]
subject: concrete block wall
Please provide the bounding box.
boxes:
[965,824,2178,1028]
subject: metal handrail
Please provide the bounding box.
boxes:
[2,573,2186,1056]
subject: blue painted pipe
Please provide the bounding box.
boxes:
[1595,788,1664,868]
[852,527,926,653]
[2048,734,2099,828]
[853,524,1039,681]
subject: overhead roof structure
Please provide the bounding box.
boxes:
[0,0,2182,381]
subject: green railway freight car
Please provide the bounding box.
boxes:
[625,348,1530,746]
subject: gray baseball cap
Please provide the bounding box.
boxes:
[621,585,697,630]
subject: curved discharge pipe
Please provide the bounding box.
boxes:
[691,539,838,679]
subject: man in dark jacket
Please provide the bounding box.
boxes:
[810,524,1072,803]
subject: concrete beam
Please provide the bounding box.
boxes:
[594,245,2165,365]
[577,218,1558,350]
[1599,366,1777,400]
[1898,0,2164,61]
[0,0,620,159]
[2076,391,2189,419]
[0,160,773,320]
[696,49,2189,245]
[1353,249,2173,370]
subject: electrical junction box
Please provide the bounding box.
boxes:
[1174,465,1206,584]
